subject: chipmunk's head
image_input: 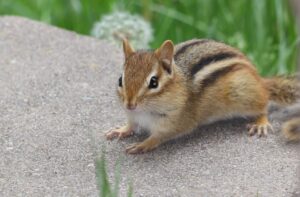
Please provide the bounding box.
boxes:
[117,39,175,112]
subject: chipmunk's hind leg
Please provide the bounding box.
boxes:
[223,68,273,137]
[247,114,273,137]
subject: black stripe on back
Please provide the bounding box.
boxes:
[174,39,210,61]
[199,64,243,92]
[191,52,237,76]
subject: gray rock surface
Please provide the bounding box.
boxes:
[0,16,299,197]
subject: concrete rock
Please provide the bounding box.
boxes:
[0,16,299,197]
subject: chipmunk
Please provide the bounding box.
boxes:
[105,39,300,154]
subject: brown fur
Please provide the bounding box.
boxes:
[124,52,156,101]
[263,76,300,105]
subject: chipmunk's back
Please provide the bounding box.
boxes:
[174,39,250,78]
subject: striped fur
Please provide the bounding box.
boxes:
[174,39,248,78]
[198,63,244,93]
[190,52,237,76]
[174,39,210,61]
[192,58,254,89]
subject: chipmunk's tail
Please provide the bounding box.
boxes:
[263,75,299,105]
[282,117,300,141]
[263,75,300,141]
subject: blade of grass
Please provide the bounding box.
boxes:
[96,154,112,197]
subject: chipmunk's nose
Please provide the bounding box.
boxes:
[127,103,137,110]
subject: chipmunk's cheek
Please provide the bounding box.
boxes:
[140,98,149,107]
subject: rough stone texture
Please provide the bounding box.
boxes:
[0,16,299,197]
[0,16,120,196]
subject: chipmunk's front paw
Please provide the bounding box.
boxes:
[125,136,160,154]
[105,125,133,140]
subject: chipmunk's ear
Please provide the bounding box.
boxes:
[122,39,135,59]
[155,40,174,74]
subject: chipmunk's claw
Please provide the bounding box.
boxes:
[105,126,133,140]
[247,115,273,137]
[247,123,273,137]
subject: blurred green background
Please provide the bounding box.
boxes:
[0,0,298,75]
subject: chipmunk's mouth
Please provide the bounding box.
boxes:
[126,104,136,111]
[125,105,141,113]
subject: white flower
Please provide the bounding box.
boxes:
[91,11,153,49]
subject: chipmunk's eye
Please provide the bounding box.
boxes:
[118,76,122,87]
[149,76,158,89]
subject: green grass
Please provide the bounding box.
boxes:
[125,0,299,75]
[96,153,132,197]
[0,0,298,75]
[0,0,114,35]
